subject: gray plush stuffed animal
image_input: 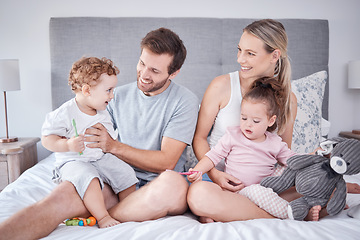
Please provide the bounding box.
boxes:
[260,137,360,220]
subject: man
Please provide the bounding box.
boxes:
[0,27,198,239]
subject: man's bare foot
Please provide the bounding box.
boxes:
[199,216,215,223]
[98,215,120,228]
[304,205,321,221]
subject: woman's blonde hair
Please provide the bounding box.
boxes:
[244,19,292,135]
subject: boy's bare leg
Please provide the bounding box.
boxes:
[83,178,119,228]
[187,181,274,222]
[109,170,188,222]
[0,181,89,240]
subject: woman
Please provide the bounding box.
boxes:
[187,19,359,222]
[188,19,295,222]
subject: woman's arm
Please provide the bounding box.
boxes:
[192,75,229,161]
[192,74,243,191]
[279,92,297,148]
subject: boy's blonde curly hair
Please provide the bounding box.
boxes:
[68,57,120,92]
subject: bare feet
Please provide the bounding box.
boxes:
[199,216,215,223]
[347,183,360,194]
[304,205,321,221]
[97,215,120,228]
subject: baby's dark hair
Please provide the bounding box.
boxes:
[243,77,286,133]
[68,57,120,92]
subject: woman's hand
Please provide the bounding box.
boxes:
[211,169,244,192]
[85,123,116,153]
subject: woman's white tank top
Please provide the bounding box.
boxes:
[208,71,243,147]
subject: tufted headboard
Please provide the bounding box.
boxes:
[49,17,329,119]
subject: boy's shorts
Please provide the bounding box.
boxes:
[53,153,139,199]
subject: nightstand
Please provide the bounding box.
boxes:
[0,137,40,190]
[339,131,360,140]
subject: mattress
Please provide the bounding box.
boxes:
[1,154,360,240]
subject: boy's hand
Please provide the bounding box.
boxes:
[187,168,202,183]
[67,135,85,153]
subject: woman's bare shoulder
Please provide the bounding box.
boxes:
[207,73,231,92]
[202,73,232,109]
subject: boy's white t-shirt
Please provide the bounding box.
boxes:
[41,98,118,167]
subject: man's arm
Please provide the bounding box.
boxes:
[85,123,186,173]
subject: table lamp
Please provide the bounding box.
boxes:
[348,60,360,135]
[0,59,20,143]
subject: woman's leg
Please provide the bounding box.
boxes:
[187,181,274,222]
[109,170,189,222]
[278,186,302,202]
[0,181,89,240]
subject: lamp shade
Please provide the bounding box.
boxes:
[0,59,20,91]
[348,60,360,89]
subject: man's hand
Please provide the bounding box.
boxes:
[211,170,244,192]
[85,123,116,153]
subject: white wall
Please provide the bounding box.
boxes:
[1,0,359,160]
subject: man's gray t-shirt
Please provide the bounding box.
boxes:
[108,81,199,182]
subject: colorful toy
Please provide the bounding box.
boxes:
[65,216,97,226]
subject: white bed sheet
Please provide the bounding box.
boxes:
[1,154,360,240]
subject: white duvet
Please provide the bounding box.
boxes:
[1,154,360,240]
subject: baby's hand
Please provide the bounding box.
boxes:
[187,168,202,183]
[67,135,85,153]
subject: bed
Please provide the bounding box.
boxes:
[1,17,360,240]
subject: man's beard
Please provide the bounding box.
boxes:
[137,74,170,95]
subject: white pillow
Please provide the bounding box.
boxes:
[291,71,327,154]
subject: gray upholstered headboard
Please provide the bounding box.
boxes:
[50,17,329,118]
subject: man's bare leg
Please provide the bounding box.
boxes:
[109,170,188,222]
[187,181,274,222]
[118,184,136,201]
[0,181,90,240]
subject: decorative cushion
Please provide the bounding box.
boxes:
[291,71,327,153]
